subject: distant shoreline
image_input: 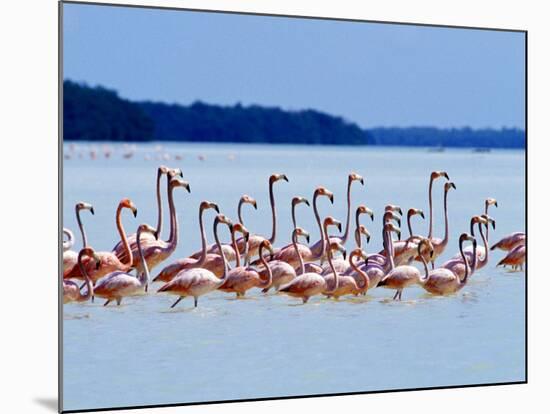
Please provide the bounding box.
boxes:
[63,80,525,149]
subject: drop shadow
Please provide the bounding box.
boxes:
[33,397,58,412]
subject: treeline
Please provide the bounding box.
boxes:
[63,80,525,148]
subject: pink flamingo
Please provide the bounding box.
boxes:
[426,171,450,239]
[323,243,369,299]
[372,211,403,268]
[497,243,525,271]
[112,167,183,266]
[343,226,384,291]
[455,215,495,271]
[279,217,341,304]
[378,229,433,300]
[385,208,425,266]
[385,204,403,216]
[426,181,456,267]
[218,240,274,297]
[94,224,156,306]
[484,198,498,242]
[441,217,487,278]
[260,227,310,293]
[64,199,137,284]
[188,194,257,261]
[63,202,94,276]
[491,232,525,252]
[63,247,99,304]
[152,200,223,283]
[300,187,335,260]
[157,215,234,308]
[420,234,477,295]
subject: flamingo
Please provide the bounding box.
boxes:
[455,215,495,271]
[291,196,310,230]
[385,204,403,216]
[64,199,137,284]
[63,247,99,304]
[63,228,74,252]
[112,166,183,266]
[378,228,433,300]
[344,231,385,291]
[188,194,257,260]
[157,214,234,308]
[260,187,332,269]
[420,234,477,295]
[497,243,525,271]
[218,240,274,297]
[260,228,310,293]
[372,211,403,268]
[323,247,369,298]
[94,224,156,306]
[385,208,425,266]
[153,200,223,283]
[426,181,456,267]
[484,198,498,243]
[279,217,341,304]
[426,171,450,239]
[491,232,525,252]
[63,202,94,276]
[442,217,487,278]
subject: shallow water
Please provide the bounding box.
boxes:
[62,142,525,411]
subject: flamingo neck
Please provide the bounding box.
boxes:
[231,229,241,268]
[354,228,361,249]
[477,222,487,267]
[116,205,133,267]
[442,190,450,245]
[238,199,245,225]
[214,221,227,280]
[258,245,272,287]
[197,208,208,266]
[268,181,277,244]
[341,179,353,243]
[293,232,305,275]
[383,229,395,270]
[350,253,369,290]
[291,203,298,230]
[77,251,93,300]
[136,229,150,287]
[166,182,178,249]
[459,239,470,284]
[313,193,324,257]
[418,247,430,283]
[428,177,434,238]
[324,226,339,293]
[76,207,88,247]
[155,169,163,238]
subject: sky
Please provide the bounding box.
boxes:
[62,3,525,129]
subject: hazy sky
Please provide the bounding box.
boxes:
[63,3,525,129]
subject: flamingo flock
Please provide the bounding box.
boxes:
[63,166,526,307]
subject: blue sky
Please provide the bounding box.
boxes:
[63,3,525,129]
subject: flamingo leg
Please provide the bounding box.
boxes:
[398,290,403,300]
[393,291,399,300]
[103,299,111,306]
[194,297,198,307]
[116,298,122,306]
[171,296,184,308]
[302,296,309,304]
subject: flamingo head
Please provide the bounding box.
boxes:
[270,173,289,184]
[170,177,191,193]
[329,241,347,260]
[292,196,310,207]
[169,168,184,178]
[350,248,368,262]
[293,227,310,244]
[459,233,476,244]
[76,201,94,215]
[383,211,401,228]
[408,208,425,220]
[357,205,374,221]
[200,201,220,214]
[349,172,364,185]
[384,222,401,239]
[259,240,275,260]
[431,171,450,181]
[315,187,334,204]
[137,223,157,240]
[158,165,169,175]
[215,214,233,232]
[120,198,137,217]
[358,225,371,244]
[485,197,498,209]
[385,204,403,216]
[481,214,496,230]
[445,182,457,192]
[417,237,434,259]
[323,216,342,233]
[79,247,101,269]
[240,194,257,209]
[232,223,249,242]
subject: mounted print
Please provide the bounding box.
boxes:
[60,1,527,412]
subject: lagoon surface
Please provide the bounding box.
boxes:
[62,142,526,411]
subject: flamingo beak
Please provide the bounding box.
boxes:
[212,203,220,213]
[245,233,250,242]
[228,224,234,233]
[495,201,498,208]
[252,201,258,209]
[329,194,334,204]
[90,207,95,215]
[305,234,310,244]
[397,207,403,216]
[451,183,457,190]
[396,218,402,227]
[430,250,434,259]
[366,235,371,244]
[336,222,342,232]
[419,210,425,219]
[281,174,289,182]
[185,183,191,193]
[359,177,365,185]
[132,208,138,218]
[443,172,450,180]
[304,199,310,207]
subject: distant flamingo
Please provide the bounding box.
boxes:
[112,166,183,265]
[260,228,310,293]
[94,224,156,306]
[63,202,94,276]
[378,230,433,300]
[484,198,498,242]
[354,225,371,249]
[425,181,456,267]
[420,234,477,295]
[373,211,403,268]
[238,194,258,225]
[336,173,365,245]
[157,215,234,308]
[491,232,525,252]
[279,217,341,303]
[64,199,137,284]
[497,243,525,271]
[218,240,274,297]
[153,200,223,283]
[63,247,99,304]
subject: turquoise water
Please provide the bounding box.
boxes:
[62,142,526,411]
